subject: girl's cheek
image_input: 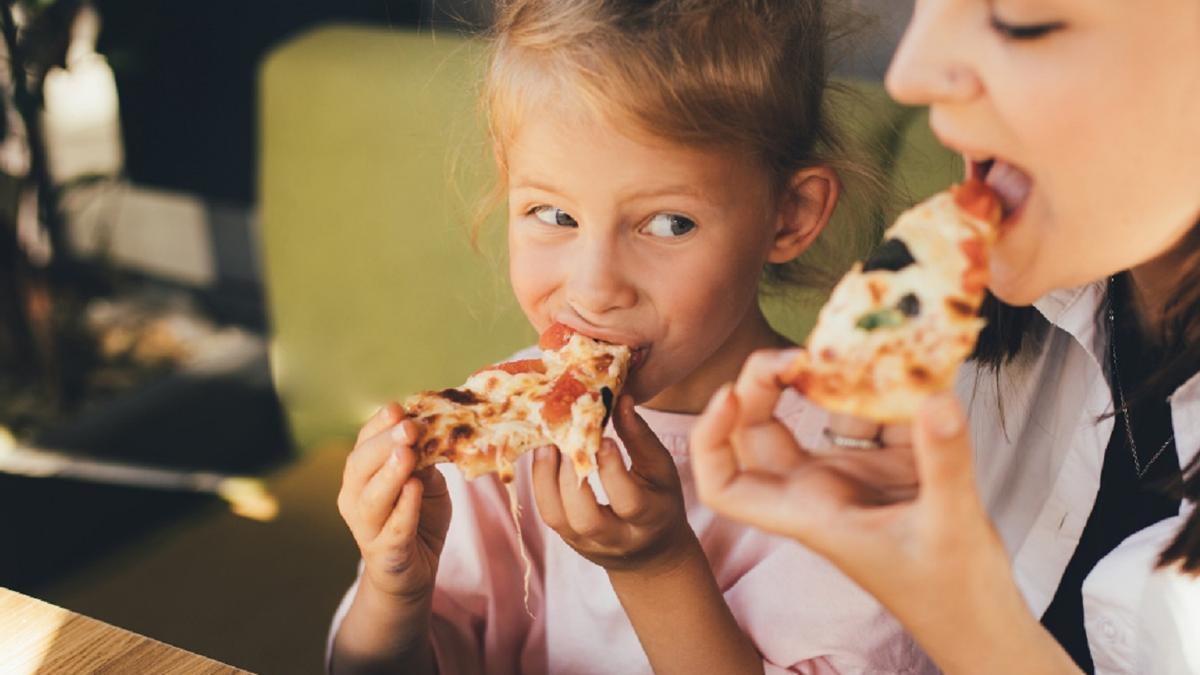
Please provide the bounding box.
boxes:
[510,245,561,300]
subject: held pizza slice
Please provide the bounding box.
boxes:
[786,179,1002,423]
[405,323,632,483]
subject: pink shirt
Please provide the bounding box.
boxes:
[329,386,934,674]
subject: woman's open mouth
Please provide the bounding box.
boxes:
[970,158,1033,228]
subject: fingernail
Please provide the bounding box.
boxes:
[536,445,555,461]
[391,423,410,443]
[390,446,406,464]
[601,438,618,454]
[621,394,636,415]
[927,395,964,439]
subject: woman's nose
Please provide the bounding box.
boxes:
[885,3,982,107]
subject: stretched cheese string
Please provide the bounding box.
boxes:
[503,479,535,617]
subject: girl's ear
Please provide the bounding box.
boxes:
[766,166,840,264]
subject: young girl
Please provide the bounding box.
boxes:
[326,1,937,673]
[692,1,1200,673]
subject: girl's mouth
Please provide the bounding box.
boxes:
[971,158,1033,228]
[628,346,649,371]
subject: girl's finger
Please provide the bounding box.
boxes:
[531,445,568,531]
[611,396,676,485]
[377,476,424,545]
[595,438,648,521]
[733,349,802,427]
[416,464,449,500]
[557,445,621,538]
[357,402,403,445]
[343,419,419,496]
[357,445,418,536]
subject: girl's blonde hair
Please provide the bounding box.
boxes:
[481,0,885,290]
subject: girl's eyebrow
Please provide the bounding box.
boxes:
[509,177,560,193]
[623,184,702,201]
[510,178,703,202]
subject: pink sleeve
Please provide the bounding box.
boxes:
[326,461,546,675]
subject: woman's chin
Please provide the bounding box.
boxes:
[986,268,1047,308]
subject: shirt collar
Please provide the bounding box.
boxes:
[1033,280,1200,472]
[1032,280,1108,369]
[1168,372,1200,471]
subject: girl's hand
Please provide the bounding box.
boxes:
[532,395,696,577]
[337,403,452,603]
[690,350,1079,675]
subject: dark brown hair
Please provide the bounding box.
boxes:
[972,223,1200,574]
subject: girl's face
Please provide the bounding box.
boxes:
[887,0,1200,305]
[505,109,811,409]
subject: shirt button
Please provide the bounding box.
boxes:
[1101,620,1117,640]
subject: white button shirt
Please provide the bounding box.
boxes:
[956,281,1200,674]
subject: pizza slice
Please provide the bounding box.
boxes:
[405,323,632,483]
[786,179,1002,422]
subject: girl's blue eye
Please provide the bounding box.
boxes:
[989,15,1064,41]
[532,205,578,228]
[644,213,696,238]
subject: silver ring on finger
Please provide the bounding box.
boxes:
[822,427,883,451]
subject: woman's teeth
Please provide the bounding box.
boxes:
[983,160,1032,221]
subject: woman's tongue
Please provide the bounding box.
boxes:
[985,160,1033,220]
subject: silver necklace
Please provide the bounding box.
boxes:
[1108,276,1174,480]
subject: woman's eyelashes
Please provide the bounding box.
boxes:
[528,205,696,238]
[531,205,578,228]
[989,14,1065,41]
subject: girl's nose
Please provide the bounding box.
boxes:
[564,237,637,317]
[885,4,982,107]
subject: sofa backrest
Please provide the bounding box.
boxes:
[259,25,959,450]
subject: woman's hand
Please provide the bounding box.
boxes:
[532,395,697,577]
[690,349,1080,675]
[337,403,452,604]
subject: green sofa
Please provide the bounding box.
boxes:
[38,25,959,675]
[258,25,960,453]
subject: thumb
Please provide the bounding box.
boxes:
[416,464,449,500]
[611,395,676,482]
[912,392,979,513]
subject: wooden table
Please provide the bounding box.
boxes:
[0,587,251,674]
